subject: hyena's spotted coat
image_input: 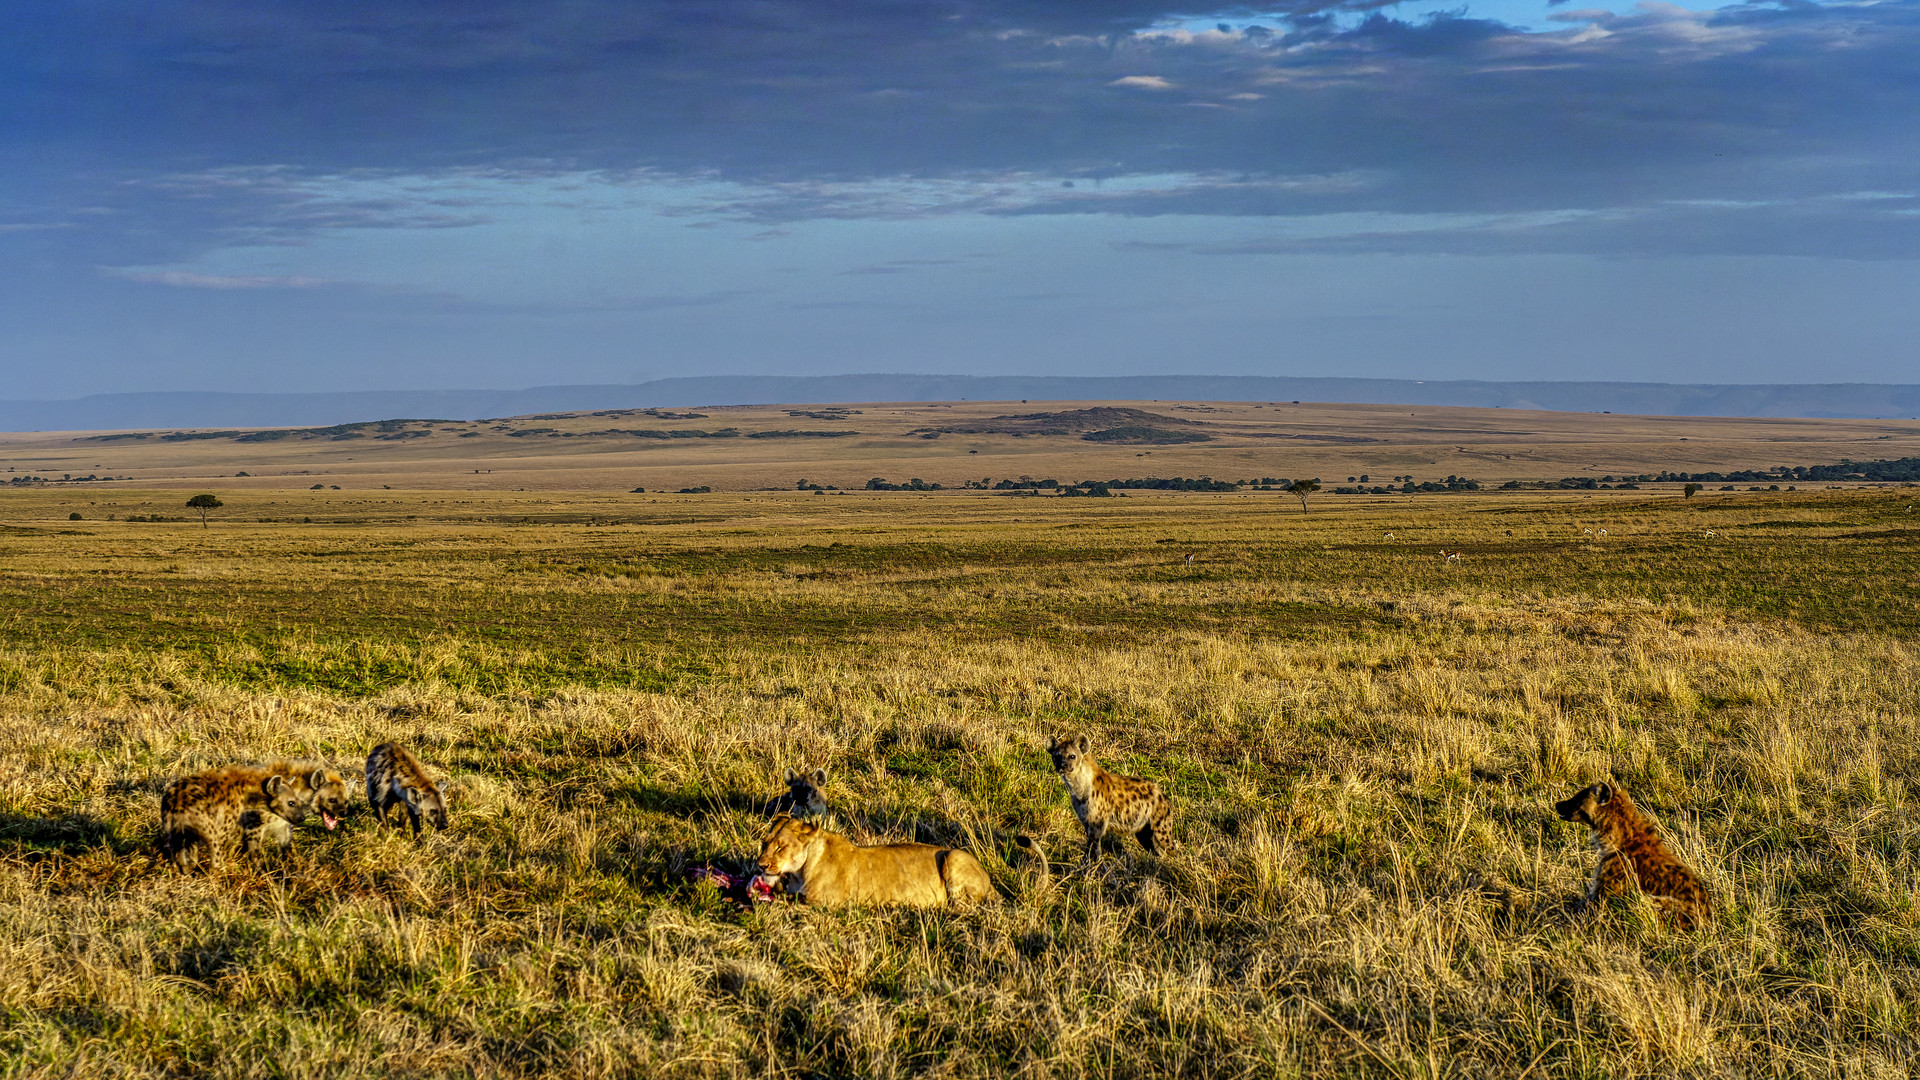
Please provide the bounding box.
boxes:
[159,760,351,869]
[1048,734,1171,862]
[366,742,449,838]
[1555,780,1713,930]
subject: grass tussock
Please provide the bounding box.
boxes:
[0,488,1917,1077]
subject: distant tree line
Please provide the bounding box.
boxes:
[861,475,1257,494]
[1337,475,1481,494]
[1498,478,1638,490]
[1649,458,1920,483]
[6,473,124,485]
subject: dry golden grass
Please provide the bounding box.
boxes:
[0,486,1916,1077]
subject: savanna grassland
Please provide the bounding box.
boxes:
[6,398,1917,493]
[2,485,1918,1078]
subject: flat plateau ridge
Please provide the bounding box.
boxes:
[2,399,1917,493]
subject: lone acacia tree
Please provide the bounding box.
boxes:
[1684,483,1702,499]
[1285,477,1321,512]
[186,493,222,528]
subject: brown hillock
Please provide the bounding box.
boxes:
[915,407,1203,436]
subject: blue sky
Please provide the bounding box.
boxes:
[4,0,1918,399]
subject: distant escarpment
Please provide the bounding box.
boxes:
[913,407,1211,445]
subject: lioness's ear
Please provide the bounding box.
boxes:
[769,812,793,828]
[264,776,285,795]
[1596,782,1613,804]
[785,767,798,783]
[809,768,827,785]
[1074,735,1090,754]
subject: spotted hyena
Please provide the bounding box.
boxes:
[1047,734,1171,862]
[765,766,830,818]
[1555,780,1713,930]
[365,742,449,838]
[159,760,351,869]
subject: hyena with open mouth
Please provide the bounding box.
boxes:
[159,760,350,869]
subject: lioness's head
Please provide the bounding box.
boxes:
[783,767,829,816]
[1554,781,1614,828]
[1047,734,1091,775]
[757,814,822,877]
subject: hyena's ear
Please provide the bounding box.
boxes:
[1595,782,1613,804]
[309,770,330,791]
[809,768,827,786]
[1074,734,1090,754]
[264,775,286,796]
[785,767,799,783]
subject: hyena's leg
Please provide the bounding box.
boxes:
[240,811,293,855]
[1592,851,1636,901]
[1135,824,1159,855]
[1082,823,1105,863]
[404,798,422,839]
[183,825,220,870]
[162,828,199,871]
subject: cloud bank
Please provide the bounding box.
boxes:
[4,1,1919,400]
[3,0,1916,259]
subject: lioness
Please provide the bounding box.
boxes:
[756,814,994,907]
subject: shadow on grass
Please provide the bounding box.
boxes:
[0,811,127,855]
[608,781,783,821]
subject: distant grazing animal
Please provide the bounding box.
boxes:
[1554,781,1712,930]
[1047,734,1171,862]
[1384,533,1395,540]
[766,766,830,818]
[1438,549,1460,563]
[1184,553,1195,565]
[755,813,993,906]
[1704,530,1716,539]
[159,760,350,869]
[365,742,450,838]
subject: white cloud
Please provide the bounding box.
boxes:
[106,268,331,289]
[1109,75,1176,90]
